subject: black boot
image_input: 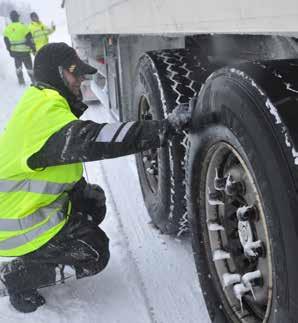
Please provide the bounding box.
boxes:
[9,289,46,313]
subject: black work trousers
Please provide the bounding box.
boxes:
[2,180,110,295]
[12,52,34,85]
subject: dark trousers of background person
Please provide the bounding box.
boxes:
[1,181,110,296]
[12,52,34,85]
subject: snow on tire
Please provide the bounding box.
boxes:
[187,62,298,322]
[133,49,210,235]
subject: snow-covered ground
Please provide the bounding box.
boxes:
[0,6,210,322]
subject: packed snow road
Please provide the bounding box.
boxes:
[0,66,210,322]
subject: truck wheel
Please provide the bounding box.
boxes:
[133,50,209,234]
[187,68,298,322]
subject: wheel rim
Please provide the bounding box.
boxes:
[203,142,273,322]
[138,96,159,193]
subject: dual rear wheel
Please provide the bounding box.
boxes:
[134,53,298,322]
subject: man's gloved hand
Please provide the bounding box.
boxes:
[84,183,106,205]
[159,97,197,146]
[167,96,196,133]
[83,183,106,225]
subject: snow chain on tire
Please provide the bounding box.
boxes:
[134,48,213,235]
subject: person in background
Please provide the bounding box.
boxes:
[0,42,191,313]
[29,12,55,53]
[3,10,35,85]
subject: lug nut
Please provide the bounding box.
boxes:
[225,174,245,196]
[243,240,263,257]
[213,249,231,261]
[237,205,258,221]
[222,273,241,287]
[233,283,250,312]
[214,169,227,191]
[242,270,262,287]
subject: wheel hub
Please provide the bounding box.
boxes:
[203,142,272,322]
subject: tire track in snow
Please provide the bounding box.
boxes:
[96,161,157,323]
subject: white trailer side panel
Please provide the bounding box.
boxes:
[64,0,298,35]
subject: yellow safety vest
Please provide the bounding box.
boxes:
[0,87,83,256]
[28,21,54,52]
[3,22,31,53]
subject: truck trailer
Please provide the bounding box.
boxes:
[63,1,298,322]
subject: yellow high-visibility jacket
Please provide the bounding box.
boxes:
[28,21,55,52]
[3,22,31,53]
[0,86,83,256]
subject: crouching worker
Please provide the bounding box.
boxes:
[0,43,191,313]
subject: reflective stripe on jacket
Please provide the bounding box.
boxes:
[3,22,31,52]
[0,87,83,256]
[28,21,54,51]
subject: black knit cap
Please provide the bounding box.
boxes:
[34,42,97,102]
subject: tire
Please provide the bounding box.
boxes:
[133,49,210,234]
[187,67,298,322]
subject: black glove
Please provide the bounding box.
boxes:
[167,97,196,133]
[84,183,106,206]
[158,97,197,145]
[83,183,106,225]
